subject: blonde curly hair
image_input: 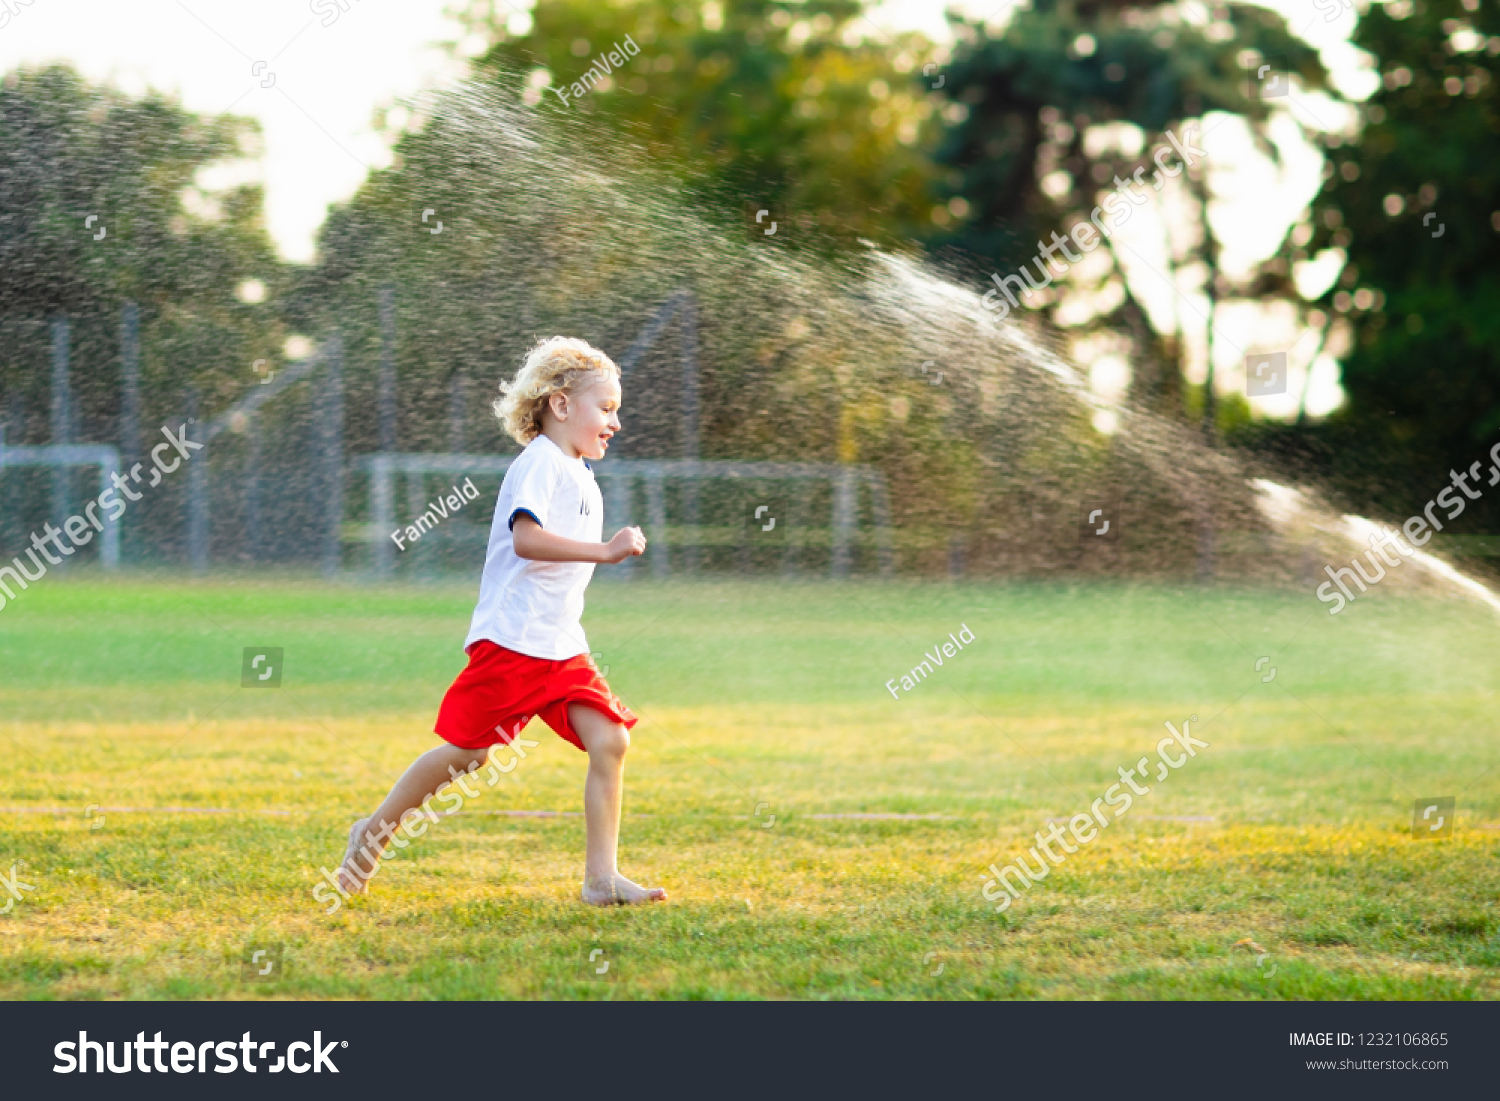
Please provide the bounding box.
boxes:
[493,336,620,446]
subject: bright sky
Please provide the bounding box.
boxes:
[2,0,1376,418]
[0,0,471,264]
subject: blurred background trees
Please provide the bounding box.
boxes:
[454,0,940,247]
[0,65,282,448]
[1292,0,1500,537]
[926,0,1328,432]
[2,0,1497,567]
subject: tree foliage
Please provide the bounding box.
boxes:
[0,65,283,434]
[927,1,1328,421]
[1307,0,1500,532]
[450,0,940,247]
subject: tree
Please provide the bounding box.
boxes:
[927,0,1329,427]
[447,0,939,249]
[0,64,285,438]
[1307,0,1500,535]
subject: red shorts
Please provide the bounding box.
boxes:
[434,640,636,753]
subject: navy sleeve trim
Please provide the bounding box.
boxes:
[508,508,542,532]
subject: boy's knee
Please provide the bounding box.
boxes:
[569,703,629,758]
[589,724,630,759]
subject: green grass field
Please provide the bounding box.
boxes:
[2,572,1499,999]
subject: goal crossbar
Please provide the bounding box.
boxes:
[359,453,894,579]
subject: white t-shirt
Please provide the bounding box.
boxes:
[463,433,604,659]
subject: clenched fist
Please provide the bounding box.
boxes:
[602,526,647,563]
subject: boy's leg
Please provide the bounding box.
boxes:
[337,741,490,894]
[571,703,666,906]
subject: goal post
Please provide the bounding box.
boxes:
[0,444,123,568]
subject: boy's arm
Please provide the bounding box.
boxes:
[511,514,646,564]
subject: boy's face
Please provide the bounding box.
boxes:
[546,374,622,461]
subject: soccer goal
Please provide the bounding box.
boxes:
[0,443,123,568]
[359,453,895,579]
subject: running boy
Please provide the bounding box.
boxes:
[333,336,666,906]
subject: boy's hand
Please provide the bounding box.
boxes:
[602,526,647,564]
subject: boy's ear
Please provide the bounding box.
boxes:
[547,391,570,421]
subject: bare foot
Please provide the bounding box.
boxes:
[337,817,374,896]
[581,872,667,906]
